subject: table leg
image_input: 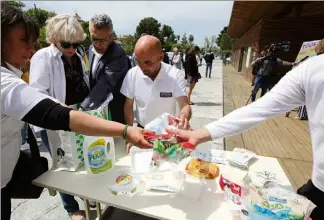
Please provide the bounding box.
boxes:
[84,199,91,220]
[96,202,102,219]
[48,189,57,196]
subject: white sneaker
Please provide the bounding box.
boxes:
[21,143,30,151]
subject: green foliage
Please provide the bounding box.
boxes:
[220,33,235,51]
[39,26,48,47]
[25,8,56,27]
[119,35,136,55]
[80,21,89,36]
[135,17,161,40]
[2,1,25,9]
[181,33,188,45]
[188,34,194,43]
[204,36,211,50]
[215,26,236,52]
[216,26,228,47]
[172,43,184,51]
[160,25,176,42]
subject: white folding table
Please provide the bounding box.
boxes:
[33,138,293,220]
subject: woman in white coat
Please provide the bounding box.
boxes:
[29,14,93,220]
[1,7,151,220]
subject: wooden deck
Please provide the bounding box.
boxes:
[223,65,313,190]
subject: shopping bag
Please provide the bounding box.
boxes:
[47,94,113,171]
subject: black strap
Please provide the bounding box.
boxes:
[27,125,41,165]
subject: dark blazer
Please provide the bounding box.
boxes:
[81,42,130,123]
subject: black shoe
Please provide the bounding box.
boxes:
[189,102,195,105]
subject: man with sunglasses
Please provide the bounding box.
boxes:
[80,14,130,124]
[121,35,191,152]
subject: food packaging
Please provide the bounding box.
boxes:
[227,148,256,170]
[240,182,316,220]
[144,113,180,134]
[108,169,142,196]
[143,114,195,171]
[190,149,228,164]
[219,167,250,217]
[150,138,192,170]
[143,171,185,193]
[130,146,153,173]
[185,158,220,179]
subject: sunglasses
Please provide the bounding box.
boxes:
[60,42,81,49]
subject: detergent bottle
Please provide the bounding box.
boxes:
[83,136,115,175]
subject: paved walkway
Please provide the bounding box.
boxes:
[11,61,224,220]
[223,65,312,190]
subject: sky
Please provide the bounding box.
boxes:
[23,1,233,47]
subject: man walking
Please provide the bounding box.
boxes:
[204,50,215,78]
[81,14,130,124]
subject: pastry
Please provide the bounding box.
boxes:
[185,158,220,179]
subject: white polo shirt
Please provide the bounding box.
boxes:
[1,65,49,188]
[120,62,187,126]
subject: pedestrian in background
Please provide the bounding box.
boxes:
[171,47,182,70]
[204,50,215,78]
[185,46,201,105]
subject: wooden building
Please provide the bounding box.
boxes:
[228,2,324,81]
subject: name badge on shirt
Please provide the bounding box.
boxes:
[160,92,173,98]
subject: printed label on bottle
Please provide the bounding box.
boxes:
[88,138,112,174]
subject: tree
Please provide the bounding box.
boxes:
[220,33,235,51]
[216,26,228,47]
[188,34,194,43]
[26,8,56,27]
[39,26,48,47]
[160,24,176,42]
[181,33,188,45]
[80,21,89,36]
[176,35,180,42]
[172,43,184,51]
[135,17,161,40]
[204,36,211,50]
[2,1,25,9]
[119,35,136,55]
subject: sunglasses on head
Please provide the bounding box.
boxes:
[60,42,81,49]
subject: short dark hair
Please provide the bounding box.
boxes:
[1,4,40,43]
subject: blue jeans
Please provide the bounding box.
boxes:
[40,130,80,214]
[251,75,269,102]
[205,63,212,77]
[21,123,28,145]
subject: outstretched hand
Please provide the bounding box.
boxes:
[166,128,212,147]
[126,126,153,148]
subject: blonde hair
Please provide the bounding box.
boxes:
[315,39,324,55]
[45,14,86,44]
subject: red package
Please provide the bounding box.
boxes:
[143,131,195,151]
[219,175,243,205]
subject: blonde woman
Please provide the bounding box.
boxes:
[1,6,151,220]
[29,14,90,220]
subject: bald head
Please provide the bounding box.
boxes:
[135,35,162,55]
[134,35,164,77]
